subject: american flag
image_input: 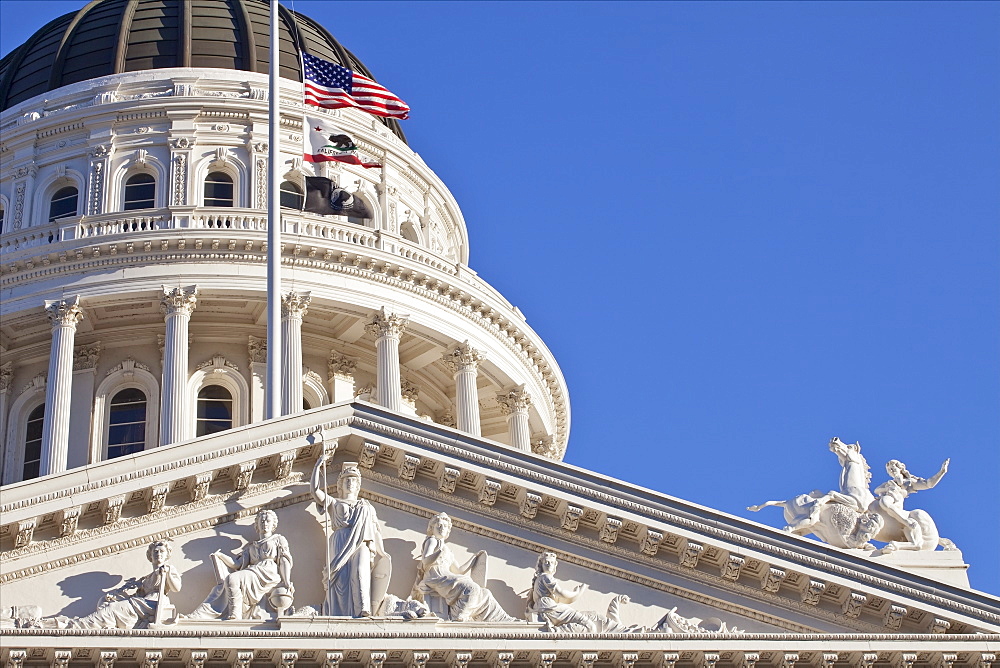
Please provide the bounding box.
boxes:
[303,52,410,120]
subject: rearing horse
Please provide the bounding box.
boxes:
[748,438,874,538]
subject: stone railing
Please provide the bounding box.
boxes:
[0,208,458,276]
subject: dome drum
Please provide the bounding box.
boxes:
[0,64,570,478]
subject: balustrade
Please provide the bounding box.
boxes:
[0,207,458,276]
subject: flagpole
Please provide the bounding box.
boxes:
[266,0,283,420]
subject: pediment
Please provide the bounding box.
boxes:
[2,402,999,664]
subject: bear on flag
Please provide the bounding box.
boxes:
[304,116,381,168]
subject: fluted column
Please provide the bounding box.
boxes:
[40,297,85,476]
[496,385,532,451]
[159,286,197,445]
[280,291,311,415]
[442,341,484,436]
[365,308,408,412]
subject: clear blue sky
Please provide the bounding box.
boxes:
[3,1,997,596]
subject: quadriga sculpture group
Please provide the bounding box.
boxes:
[748,437,955,552]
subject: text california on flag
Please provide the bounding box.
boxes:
[302,52,410,120]
[304,117,381,169]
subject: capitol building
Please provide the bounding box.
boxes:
[1,1,998,666]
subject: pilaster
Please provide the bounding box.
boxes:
[69,343,100,468]
[328,352,358,403]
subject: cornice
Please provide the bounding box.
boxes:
[0,227,569,450]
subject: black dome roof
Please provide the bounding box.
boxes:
[0,0,405,141]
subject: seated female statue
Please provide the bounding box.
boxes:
[412,512,516,623]
[186,509,293,620]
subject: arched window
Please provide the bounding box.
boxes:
[107,388,147,459]
[280,181,303,210]
[0,203,6,234]
[48,186,79,222]
[123,173,156,211]
[22,404,45,480]
[197,385,233,436]
[204,172,234,207]
[347,194,370,226]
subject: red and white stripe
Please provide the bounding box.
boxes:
[305,72,410,120]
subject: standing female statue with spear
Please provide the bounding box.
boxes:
[310,458,391,617]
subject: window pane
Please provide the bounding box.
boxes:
[199,385,232,400]
[107,388,147,459]
[280,181,303,209]
[108,422,146,445]
[124,174,156,211]
[23,404,45,480]
[49,187,79,222]
[108,441,144,459]
[205,172,234,207]
[196,385,233,436]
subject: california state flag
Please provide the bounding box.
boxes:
[304,116,381,168]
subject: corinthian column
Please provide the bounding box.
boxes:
[442,341,484,436]
[496,385,532,451]
[40,297,85,476]
[160,286,197,445]
[280,291,311,415]
[365,308,408,412]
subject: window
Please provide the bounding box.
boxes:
[196,385,233,436]
[107,388,147,458]
[22,404,44,480]
[123,173,156,211]
[0,204,6,234]
[280,181,303,210]
[48,186,79,222]
[347,195,370,226]
[204,172,234,207]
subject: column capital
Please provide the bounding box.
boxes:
[160,285,198,317]
[366,307,408,339]
[281,290,312,319]
[73,343,102,372]
[442,340,485,374]
[248,335,267,363]
[401,378,420,403]
[496,385,532,415]
[45,296,84,328]
[0,361,12,394]
[328,351,358,379]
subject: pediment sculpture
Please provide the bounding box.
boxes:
[310,458,392,617]
[37,540,181,629]
[749,437,956,552]
[13,455,748,634]
[411,513,518,623]
[185,509,294,620]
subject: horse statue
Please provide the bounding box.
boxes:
[748,438,957,552]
